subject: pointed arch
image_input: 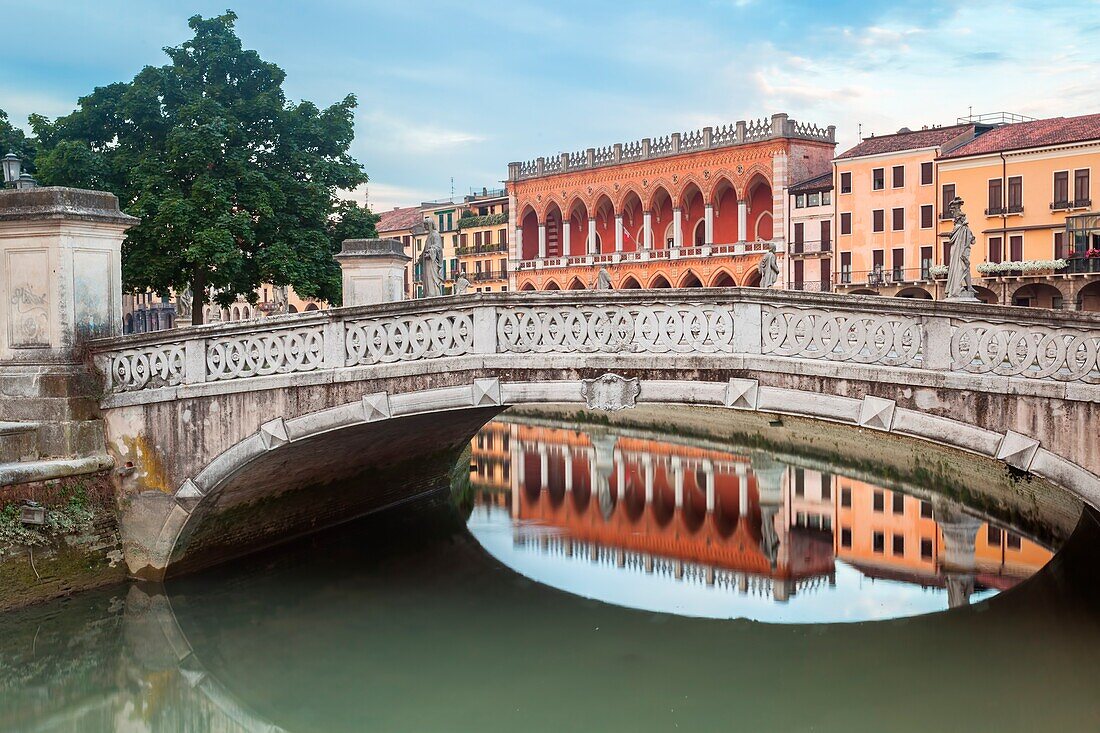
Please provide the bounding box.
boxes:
[709,270,736,288]
[741,268,762,287]
[649,273,672,288]
[543,279,561,291]
[647,183,675,250]
[678,270,703,288]
[544,200,564,258]
[567,277,586,290]
[620,275,642,289]
[519,204,540,260]
[520,281,536,292]
[592,192,616,254]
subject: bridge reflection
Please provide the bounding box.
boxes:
[470,420,1053,607]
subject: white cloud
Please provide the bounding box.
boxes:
[360,111,486,155]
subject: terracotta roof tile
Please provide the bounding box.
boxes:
[789,172,833,194]
[836,124,974,160]
[377,205,426,234]
[939,113,1100,159]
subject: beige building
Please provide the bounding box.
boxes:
[786,172,833,291]
[457,189,510,292]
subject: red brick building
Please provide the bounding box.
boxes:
[507,113,835,291]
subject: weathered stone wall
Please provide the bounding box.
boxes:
[0,471,126,611]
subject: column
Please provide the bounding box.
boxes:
[704,460,715,514]
[537,223,547,259]
[615,215,624,252]
[737,199,748,242]
[704,204,714,245]
[672,208,683,248]
[562,218,571,257]
[643,457,654,504]
[515,225,523,258]
[564,449,573,492]
[588,218,597,254]
[643,211,653,250]
[539,446,548,490]
[673,457,684,509]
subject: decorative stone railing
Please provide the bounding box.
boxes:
[508,113,837,181]
[514,241,772,271]
[90,291,1100,398]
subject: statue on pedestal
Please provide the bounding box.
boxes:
[758,243,780,288]
[943,197,978,302]
[595,267,612,290]
[418,220,445,298]
[454,271,471,295]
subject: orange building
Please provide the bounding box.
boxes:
[507,114,836,291]
[936,113,1100,310]
[833,123,986,298]
[456,189,510,293]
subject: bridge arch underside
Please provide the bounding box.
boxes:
[105,360,1100,581]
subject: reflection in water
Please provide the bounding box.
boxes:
[2,415,1099,732]
[467,420,1053,622]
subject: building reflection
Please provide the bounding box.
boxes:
[470,421,1053,607]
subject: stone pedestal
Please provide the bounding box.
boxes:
[335,238,411,307]
[0,187,135,363]
[0,188,135,476]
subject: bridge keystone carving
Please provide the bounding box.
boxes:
[581,373,640,411]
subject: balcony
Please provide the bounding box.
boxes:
[790,239,832,256]
[1051,199,1092,211]
[788,279,832,293]
[457,243,508,256]
[838,267,934,288]
[472,270,507,282]
[515,241,773,271]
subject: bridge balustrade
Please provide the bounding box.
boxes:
[91,290,1100,396]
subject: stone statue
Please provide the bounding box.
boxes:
[595,267,612,290]
[176,288,193,319]
[454,271,471,296]
[273,285,289,314]
[418,219,445,298]
[944,197,978,301]
[758,243,780,288]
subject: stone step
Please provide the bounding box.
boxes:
[0,422,40,463]
[0,454,113,488]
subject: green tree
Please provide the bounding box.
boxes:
[0,108,35,175]
[32,11,370,323]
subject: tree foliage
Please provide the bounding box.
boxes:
[0,109,35,174]
[32,11,372,322]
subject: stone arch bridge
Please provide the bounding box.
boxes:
[88,289,1100,579]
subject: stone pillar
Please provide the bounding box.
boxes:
[587,218,598,254]
[643,456,654,503]
[738,199,749,242]
[564,449,573,492]
[643,211,653,250]
[335,239,411,306]
[672,208,683,248]
[704,204,714,245]
[537,223,547,259]
[562,218,571,257]
[704,460,715,513]
[0,187,135,364]
[673,456,684,508]
[614,215,624,252]
[539,445,549,489]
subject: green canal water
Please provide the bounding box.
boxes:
[2,416,1100,732]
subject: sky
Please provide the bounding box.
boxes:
[3,0,1099,211]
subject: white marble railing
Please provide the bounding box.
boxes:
[91,291,1100,395]
[514,241,772,272]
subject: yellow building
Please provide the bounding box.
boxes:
[377,205,426,300]
[936,112,1100,310]
[833,123,984,298]
[457,189,510,292]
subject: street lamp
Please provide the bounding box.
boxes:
[16,172,38,189]
[2,152,21,187]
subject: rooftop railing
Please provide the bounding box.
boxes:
[509,113,836,181]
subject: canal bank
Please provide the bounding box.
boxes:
[0,471,127,612]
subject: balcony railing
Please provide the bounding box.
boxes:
[1051,199,1092,211]
[837,267,935,288]
[791,239,832,255]
[472,270,507,282]
[515,241,773,271]
[985,206,1006,216]
[787,279,832,293]
[457,243,508,256]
